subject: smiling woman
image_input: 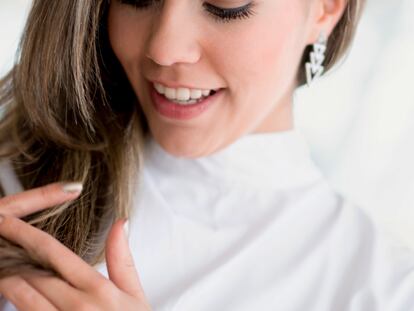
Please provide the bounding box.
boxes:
[2,0,413,311]
[107,0,363,158]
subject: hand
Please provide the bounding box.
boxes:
[0,182,152,310]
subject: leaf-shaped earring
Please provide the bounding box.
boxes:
[305,31,328,87]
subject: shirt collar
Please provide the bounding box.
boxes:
[143,128,323,191]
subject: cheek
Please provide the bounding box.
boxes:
[107,7,146,81]
[216,6,305,103]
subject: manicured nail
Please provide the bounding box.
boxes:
[62,182,83,194]
[123,219,129,237]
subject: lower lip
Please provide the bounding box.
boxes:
[149,84,223,120]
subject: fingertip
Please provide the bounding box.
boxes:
[123,218,129,238]
[61,182,83,195]
[106,218,128,250]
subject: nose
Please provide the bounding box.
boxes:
[145,4,201,67]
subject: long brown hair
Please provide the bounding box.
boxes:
[0,0,148,277]
[0,0,365,278]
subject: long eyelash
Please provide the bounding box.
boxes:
[117,0,158,10]
[118,0,257,23]
[203,3,257,23]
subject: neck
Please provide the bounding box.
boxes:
[143,126,323,192]
[253,87,294,134]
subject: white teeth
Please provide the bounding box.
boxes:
[202,90,211,96]
[164,88,176,100]
[190,89,203,100]
[153,82,217,101]
[154,83,165,95]
[170,98,200,105]
[176,88,191,101]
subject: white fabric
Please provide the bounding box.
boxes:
[1,128,414,310]
[0,160,24,195]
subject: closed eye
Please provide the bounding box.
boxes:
[116,0,257,23]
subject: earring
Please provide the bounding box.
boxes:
[305,31,328,87]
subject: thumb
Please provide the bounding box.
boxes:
[105,218,146,300]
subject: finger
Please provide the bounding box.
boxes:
[106,219,146,299]
[0,182,83,218]
[0,275,57,311]
[23,273,83,311]
[0,214,106,291]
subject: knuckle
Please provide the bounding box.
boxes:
[39,185,52,201]
[92,278,114,298]
[31,234,56,261]
[11,277,27,293]
[11,204,25,217]
[0,195,17,209]
[8,278,35,302]
[0,196,27,218]
[0,214,15,229]
[44,239,57,256]
[125,258,136,269]
[18,287,37,303]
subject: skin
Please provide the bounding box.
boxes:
[108,0,348,158]
[0,183,152,310]
[0,0,347,309]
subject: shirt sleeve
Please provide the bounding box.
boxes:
[0,298,17,311]
[0,159,24,196]
[333,201,414,310]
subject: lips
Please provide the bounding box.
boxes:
[148,82,223,121]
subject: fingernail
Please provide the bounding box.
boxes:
[123,219,129,237]
[62,182,83,194]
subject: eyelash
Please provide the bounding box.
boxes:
[117,0,257,23]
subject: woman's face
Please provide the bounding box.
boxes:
[108,0,319,158]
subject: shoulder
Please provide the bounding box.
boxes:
[326,191,414,309]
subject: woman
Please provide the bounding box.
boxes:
[0,0,412,310]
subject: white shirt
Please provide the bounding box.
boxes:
[1,128,414,310]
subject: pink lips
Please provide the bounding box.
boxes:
[148,83,223,121]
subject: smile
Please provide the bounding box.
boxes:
[148,82,224,120]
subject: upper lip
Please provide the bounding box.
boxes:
[148,79,222,91]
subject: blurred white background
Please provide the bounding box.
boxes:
[1,1,414,248]
[0,0,30,75]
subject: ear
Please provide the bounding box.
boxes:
[307,0,349,43]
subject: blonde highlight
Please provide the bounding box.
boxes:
[0,0,147,278]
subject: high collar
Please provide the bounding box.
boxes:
[142,128,323,191]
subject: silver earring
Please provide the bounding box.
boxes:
[305,31,328,87]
